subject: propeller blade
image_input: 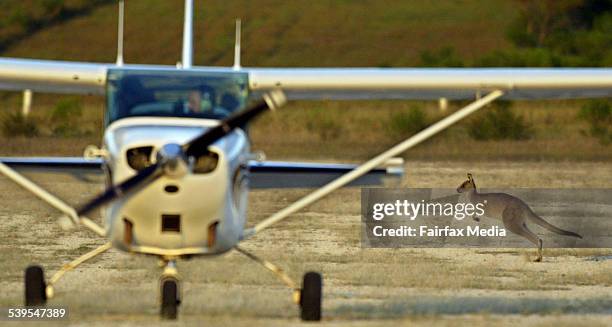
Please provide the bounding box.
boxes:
[184,90,286,157]
[76,163,161,216]
[75,90,286,217]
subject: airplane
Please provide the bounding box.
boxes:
[0,0,611,321]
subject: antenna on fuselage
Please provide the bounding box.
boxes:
[233,19,241,70]
[181,0,194,69]
[116,0,124,66]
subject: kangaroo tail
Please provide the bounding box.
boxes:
[527,211,582,239]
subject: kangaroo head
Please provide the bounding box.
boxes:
[457,173,477,193]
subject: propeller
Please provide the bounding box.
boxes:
[75,90,286,217]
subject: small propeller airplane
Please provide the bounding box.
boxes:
[0,0,611,321]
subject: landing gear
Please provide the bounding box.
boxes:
[300,272,322,321]
[23,243,112,307]
[159,260,180,320]
[234,246,323,322]
[160,277,180,319]
[25,265,47,306]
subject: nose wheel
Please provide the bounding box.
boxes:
[300,272,322,321]
[25,265,47,306]
[159,260,180,320]
[160,277,180,319]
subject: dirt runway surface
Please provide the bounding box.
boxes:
[0,160,611,326]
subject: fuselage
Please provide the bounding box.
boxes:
[99,68,252,257]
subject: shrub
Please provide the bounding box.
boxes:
[7,7,33,31]
[389,106,429,137]
[2,112,39,137]
[304,107,343,141]
[42,0,65,14]
[420,47,464,67]
[578,99,612,145]
[468,101,533,141]
[51,97,83,137]
[474,48,561,67]
[497,1,612,68]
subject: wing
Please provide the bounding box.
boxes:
[247,160,403,189]
[0,157,104,173]
[1,58,612,99]
[0,157,104,183]
[246,67,612,100]
[0,157,103,169]
[0,157,403,188]
[0,58,108,95]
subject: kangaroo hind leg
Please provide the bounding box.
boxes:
[520,223,543,262]
[502,207,543,262]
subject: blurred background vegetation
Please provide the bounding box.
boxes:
[0,0,610,160]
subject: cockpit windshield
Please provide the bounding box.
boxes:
[105,69,249,125]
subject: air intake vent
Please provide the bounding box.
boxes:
[193,151,219,174]
[161,214,181,232]
[126,146,153,171]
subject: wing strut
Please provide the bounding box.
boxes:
[233,19,241,70]
[116,0,125,66]
[181,0,194,68]
[0,162,105,236]
[243,90,504,238]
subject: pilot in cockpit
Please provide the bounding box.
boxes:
[186,90,202,113]
[181,87,230,117]
[184,89,211,114]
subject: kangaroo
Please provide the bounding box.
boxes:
[456,173,582,262]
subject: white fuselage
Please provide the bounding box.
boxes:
[102,117,250,256]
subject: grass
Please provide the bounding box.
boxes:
[0,0,517,67]
[0,1,608,160]
[0,1,111,52]
[1,111,39,137]
[578,99,612,145]
[0,93,609,161]
[389,106,430,138]
[249,99,611,161]
[467,101,533,141]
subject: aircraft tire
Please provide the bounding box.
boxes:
[160,277,179,320]
[25,265,47,306]
[300,271,322,321]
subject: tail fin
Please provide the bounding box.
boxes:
[527,211,582,239]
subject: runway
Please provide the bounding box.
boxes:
[0,160,610,326]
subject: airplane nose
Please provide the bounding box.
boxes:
[157,143,188,178]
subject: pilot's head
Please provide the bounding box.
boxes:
[187,90,202,113]
[187,87,215,113]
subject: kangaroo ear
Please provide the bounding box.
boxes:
[467,173,473,181]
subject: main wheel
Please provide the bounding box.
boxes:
[25,265,47,306]
[300,272,322,321]
[160,277,180,320]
